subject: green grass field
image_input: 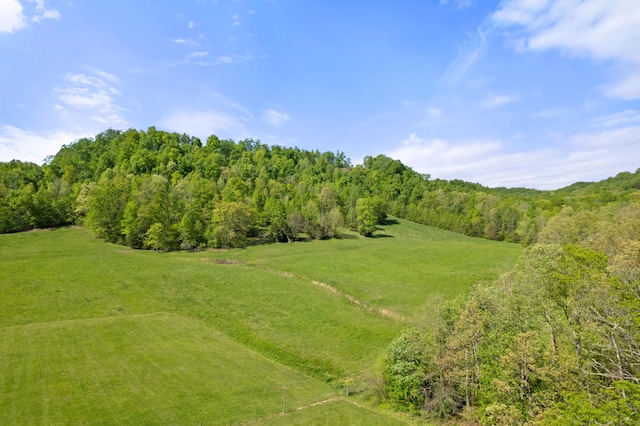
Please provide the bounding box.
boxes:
[246,400,408,425]
[200,218,521,317]
[0,219,522,424]
[1,314,335,424]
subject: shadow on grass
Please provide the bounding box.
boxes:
[335,233,359,240]
[246,236,314,248]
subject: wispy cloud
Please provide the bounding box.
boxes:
[386,126,640,189]
[262,109,290,126]
[481,93,517,108]
[186,51,208,59]
[492,0,640,100]
[530,108,569,119]
[160,109,250,141]
[0,126,88,164]
[603,69,640,101]
[161,93,254,140]
[442,27,488,84]
[170,38,198,46]
[165,47,254,67]
[594,109,640,128]
[440,0,474,10]
[54,69,126,125]
[31,0,60,23]
[428,107,444,117]
[193,54,255,66]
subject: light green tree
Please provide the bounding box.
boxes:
[356,198,377,237]
[208,201,254,248]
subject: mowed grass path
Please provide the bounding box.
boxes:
[0,220,521,423]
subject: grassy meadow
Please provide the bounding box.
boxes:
[0,218,522,424]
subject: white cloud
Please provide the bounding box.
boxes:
[386,126,640,189]
[215,56,235,64]
[428,107,444,117]
[530,108,568,119]
[187,51,208,59]
[160,109,250,141]
[493,0,640,100]
[390,133,501,172]
[262,109,289,126]
[443,27,488,84]
[0,126,88,164]
[165,51,254,67]
[0,0,60,32]
[0,0,26,33]
[594,109,640,127]
[440,0,474,9]
[481,93,517,108]
[216,54,252,64]
[171,37,198,46]
[190,54,255,66]
[54,69,126,125]
[603,69,640,100]
[91,68,119,85]
[32,0,60,23]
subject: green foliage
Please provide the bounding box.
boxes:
[380,200,640,423]
[82,170,130,243]
[357,197,379,237]
[2,127,639,250]
[540,381,640,425]
[208,201,254,248]
[384,330,430,410]
[144,222,168,250]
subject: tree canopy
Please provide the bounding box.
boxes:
[3,127,638,249]
[383,202,640,424]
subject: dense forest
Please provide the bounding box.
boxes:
[2,127,639,250]
[2,127,640,424]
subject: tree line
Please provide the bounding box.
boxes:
[1,127,639,250]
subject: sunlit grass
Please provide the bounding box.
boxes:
[0,220,521,423]
[0,313,336,424]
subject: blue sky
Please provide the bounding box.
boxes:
[1,0,639,189]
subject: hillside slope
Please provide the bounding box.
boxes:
[0,218,521,423]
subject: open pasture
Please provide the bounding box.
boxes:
[0,220,521,423]
[199,218,522,317]
[0,313,336,424]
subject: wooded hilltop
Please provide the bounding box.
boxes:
[1,127,638,248]
[2,127,640,424]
